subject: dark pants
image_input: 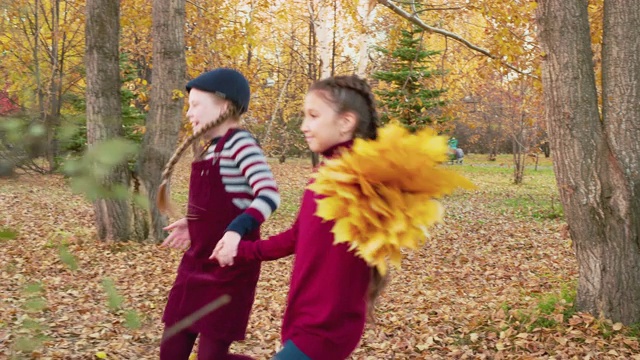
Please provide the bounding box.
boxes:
[271,340,311,360]
[160,327,254,360]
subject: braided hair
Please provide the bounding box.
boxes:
[157,104,240,215]
[309,75,379,140]
[310,75,386,320]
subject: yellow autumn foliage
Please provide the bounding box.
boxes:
[309,123,475,275]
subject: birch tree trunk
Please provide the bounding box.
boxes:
[139,0,186,242]
[537,0,640,323]
[356,0,377,77]
[312,0,332,79]
[308,0,331,167]
[264,71,293,145]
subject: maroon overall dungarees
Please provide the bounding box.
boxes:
[163,129,261,341]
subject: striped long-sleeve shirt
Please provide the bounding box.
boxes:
[204,129,280,237]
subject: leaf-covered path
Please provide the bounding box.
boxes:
[1,158,638,359]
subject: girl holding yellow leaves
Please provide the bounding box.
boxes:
[212,75,473,360]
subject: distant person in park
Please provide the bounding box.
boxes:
[455,147,464,164]
[156,68,281,360]
[447,137,464,164]
[448,137,458,150]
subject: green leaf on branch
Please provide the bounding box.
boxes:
[133,193,150,210]
[92,138,138,167]
[59,245,79,271]
[124,309,142,329]
[102,278,124,311]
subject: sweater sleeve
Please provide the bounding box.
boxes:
[224,131,281,237]
[236,218,298,262]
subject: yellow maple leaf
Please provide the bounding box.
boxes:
[315,197,348,220]
[331,218,358,244]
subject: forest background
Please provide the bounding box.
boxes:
[3,0,640,359]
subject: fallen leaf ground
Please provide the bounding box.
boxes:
[1,154,639,359]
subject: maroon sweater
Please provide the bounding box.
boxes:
[236,141,371,360]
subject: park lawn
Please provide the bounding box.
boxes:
[1,155,639,359]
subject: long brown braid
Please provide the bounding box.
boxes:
[310,75,387,320]
[157,105,240,215]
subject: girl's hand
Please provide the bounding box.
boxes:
[162,218,191,251]
[211,231,241,267]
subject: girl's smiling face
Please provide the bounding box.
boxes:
[301,90,355,153]
[186,88,228,134]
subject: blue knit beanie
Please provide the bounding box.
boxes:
[186,68,251,114]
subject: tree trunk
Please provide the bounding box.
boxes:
[33,0,46,159]
[355,0,377,77]
[85,0,132,241]
[512,138,524,185]
[139,0,186,242]
[308,2,321,167]
[312,0,332,80]
[264,71,293,145]
[512,112,527,185]
[541,141,550,158]
[309,0,332,167]
[46,0,61,172]
[537,0,640,323]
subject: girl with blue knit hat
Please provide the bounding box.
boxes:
[157,68,281,359]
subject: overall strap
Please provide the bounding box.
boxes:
[199,128,241,163]
[214,128,240,153]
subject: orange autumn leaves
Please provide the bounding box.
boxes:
[309,124,475,274]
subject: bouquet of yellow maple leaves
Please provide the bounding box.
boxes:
[308,123,475,275]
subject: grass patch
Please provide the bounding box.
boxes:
[455,155,563,221]
[504,285,577,333]
[625,323,640,338]
[278,188,304,215]
[173,190,189,206]
[0,227,18,241]
[456,164,514,175]
[536,286,576,318]
[501,194,564,220]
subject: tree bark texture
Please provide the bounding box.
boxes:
[356,0,377,77]
[85,0,132,241]
[45,0,61,172]
[537,0,640,323]
[312,0,332,80]
[139,0,186,242]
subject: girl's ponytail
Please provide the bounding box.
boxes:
[367,267,389,321]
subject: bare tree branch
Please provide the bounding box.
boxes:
[390,0,462,9]
[376,0,537,78]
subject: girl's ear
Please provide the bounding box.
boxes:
[339,111,358,136]
[219,97,230,112]
[214,98,234,121]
